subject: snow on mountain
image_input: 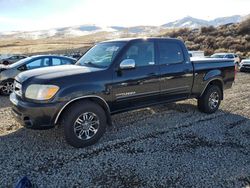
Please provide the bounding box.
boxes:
[0,15,246,39]
[162,16,210,28]
[0,25,116,39]
[162,15,244,28]
[209,15,242,26]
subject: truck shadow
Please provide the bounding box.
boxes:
[1,102,250,186]
[1,102,249,149]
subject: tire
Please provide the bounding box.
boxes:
[0,80,14,96]
[239,68,245,72]
[63,101,107,148]
[198,85,222,114]
[3,61,9,65]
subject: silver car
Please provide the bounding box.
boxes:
[211,53,240,65]
[0,55,76,95]
[0,55,27,65]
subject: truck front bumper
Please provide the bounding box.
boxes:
[10,93,64,129]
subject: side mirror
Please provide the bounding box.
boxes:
[119,59,135,70]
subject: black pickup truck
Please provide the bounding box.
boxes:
[10,38,235,147]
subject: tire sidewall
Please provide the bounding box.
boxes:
[64,102,107,148]
[204,86,221,113]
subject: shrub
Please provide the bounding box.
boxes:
[159,19,249,56]
[238,17,250,35]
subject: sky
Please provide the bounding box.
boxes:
[0,0,249,32]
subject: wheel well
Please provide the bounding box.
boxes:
[205,80,224,100]
[56,97,112,126]
[2,78,15,83]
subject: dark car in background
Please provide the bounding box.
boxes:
[0,55,28,65]
[0,55,76,95]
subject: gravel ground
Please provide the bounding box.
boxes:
[0,72,250,187]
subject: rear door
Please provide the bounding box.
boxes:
[157,40,193,101]
[111,40,160,111]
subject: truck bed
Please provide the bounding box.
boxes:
[191,57,235,96]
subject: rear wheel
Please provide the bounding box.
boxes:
[0,81,14,96]
[63,101,107,148]
[198,85,222,114]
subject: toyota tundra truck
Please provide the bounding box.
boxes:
[10,38,235,148]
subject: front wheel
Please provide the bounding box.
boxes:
[0,81,14,96]
[63,101,107,148]
[198,85,222,114]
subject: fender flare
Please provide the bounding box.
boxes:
[200,78,224,97]
[54,95,111,125]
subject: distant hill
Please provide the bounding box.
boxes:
[0,15,249,56]
[162,15,243,28]
[0,15,247,40]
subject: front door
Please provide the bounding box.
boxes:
[111,40,160,112]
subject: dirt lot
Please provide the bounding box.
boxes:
[0,72,250,187]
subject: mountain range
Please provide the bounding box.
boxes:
[162,15,243,28]
[0,15,248,40]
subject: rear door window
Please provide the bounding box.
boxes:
[52,58,62,66]
[52,58,75,66]
[158,42,184,65]
[61,58,74,65]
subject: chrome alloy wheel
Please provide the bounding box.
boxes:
[73,112,100,140]
[208,91,219,110]
[1,82,14,95]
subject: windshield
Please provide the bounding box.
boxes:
[9,57,32,68]
[76,42,125,68]
[211,54,225,58]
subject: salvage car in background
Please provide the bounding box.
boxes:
[239,59,250,72]
[0,55,76,95]
[0,55,27,65]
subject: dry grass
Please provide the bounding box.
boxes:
[0,31,116,54]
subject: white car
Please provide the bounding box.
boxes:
[189,51,205,58]
[239,59,250,72]
[211,53,240,65]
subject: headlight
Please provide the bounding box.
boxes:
[25,84,59,100]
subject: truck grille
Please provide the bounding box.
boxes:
[14,80,22,97]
